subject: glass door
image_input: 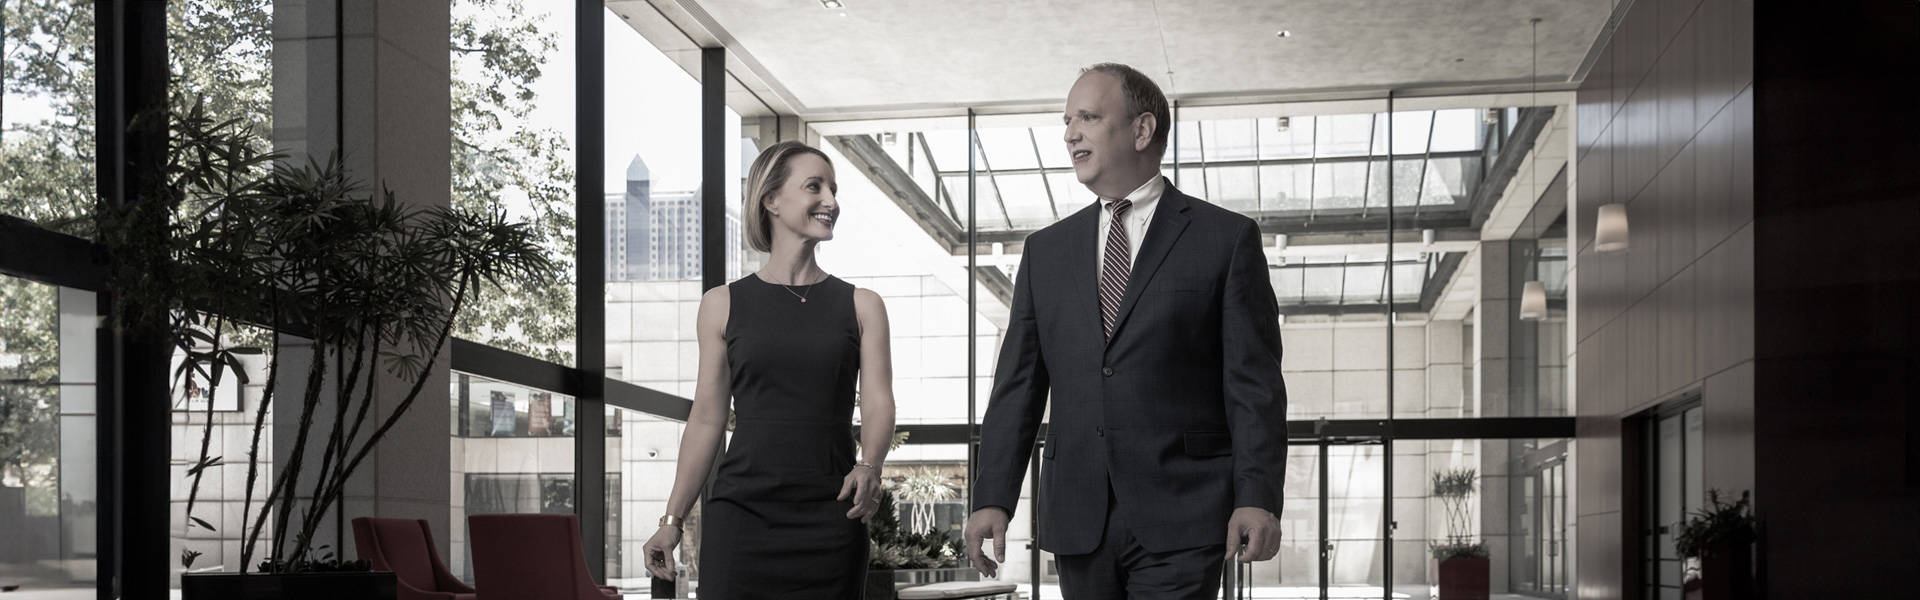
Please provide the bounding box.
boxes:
[1642,402,1703,599]
[1238,437,1386,600]
[1512,439,1569,598]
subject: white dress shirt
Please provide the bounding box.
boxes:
[1095,174,1167,277]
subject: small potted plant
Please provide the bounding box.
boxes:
[865,490,965,600]
[1676,489,1755,600]
[1429,468,1489,600]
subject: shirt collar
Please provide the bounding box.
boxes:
[1100,173,1167,212]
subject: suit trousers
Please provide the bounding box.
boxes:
[1055,488,1225,599]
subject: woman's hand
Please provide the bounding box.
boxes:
[642,525,683,580]
[838,463,882,522]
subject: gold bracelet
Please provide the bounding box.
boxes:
[658,514,685,529]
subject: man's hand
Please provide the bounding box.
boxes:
[963,507,1011,578]
[1224,506,1282,562]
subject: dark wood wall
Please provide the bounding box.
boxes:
[1748,1,1920,597]
[1573,0,1755,596]
[1575,0,1920,596]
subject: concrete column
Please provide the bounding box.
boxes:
[271,0,453,562]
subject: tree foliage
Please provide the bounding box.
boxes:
[4,0,575,363]
[0,277,59,514]
[449,0,577,365]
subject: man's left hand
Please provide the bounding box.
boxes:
[1224,507,1282,562]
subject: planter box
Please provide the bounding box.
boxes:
[1430,557,1490,600]
[866,569,895,600]
[1683,540,1755,600]
[893,567,977,584]
[181,571,397,600]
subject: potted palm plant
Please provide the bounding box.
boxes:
[1677,489,1755,600]
[94,99,548,599]
[1429,468,1489,600]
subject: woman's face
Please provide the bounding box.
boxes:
[764,153,839,245]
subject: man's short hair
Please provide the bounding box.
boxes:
[1081,63,1172,157]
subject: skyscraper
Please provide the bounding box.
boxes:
[605,155,651,281]
[605,154,741,281]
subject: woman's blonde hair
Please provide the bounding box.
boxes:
[743,140,832,253]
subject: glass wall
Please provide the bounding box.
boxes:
[1,0,96,229]
[450,0,579,366]
[447,372,583,582]
[604,405,687,589]
[601,8,752,399]
[0,277,98,591]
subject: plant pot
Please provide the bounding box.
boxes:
[865,568,895,600]
[181,571,397,600]
[1430,557,1490,600]
[893,567,978,584]
[1683,539,1755,600]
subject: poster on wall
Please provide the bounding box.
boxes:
[528,392,553,436]
[489,390,517,436]
[171,349,242,412]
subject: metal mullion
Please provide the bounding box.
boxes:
[1336,256,1350,306]
[972,131,1014,229]
[1027,128,1059,220]
[575,1,608,578]
[1360,113,1377,219]
[965,109,978,512]
[1319,439,1330,600]
[1196,119,1210,198]
[917,132,961,223]
[926,151,1482,179]
[1412,112,1437,215]
[1383,96,1395,600]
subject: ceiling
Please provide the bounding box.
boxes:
[643,0,1615,117]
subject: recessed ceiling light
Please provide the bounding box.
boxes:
[821,0,843,8]
[1275,30,1291,38]
[839,11,847,16]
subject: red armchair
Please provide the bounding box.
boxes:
[351,517,478,600]
[468,513,621,600]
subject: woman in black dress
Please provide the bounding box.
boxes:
[642,140,895,598]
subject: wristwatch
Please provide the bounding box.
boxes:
[658,514,685,529]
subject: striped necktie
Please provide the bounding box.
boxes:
[1100,199,1132,341]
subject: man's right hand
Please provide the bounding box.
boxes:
[963,506,1011,578]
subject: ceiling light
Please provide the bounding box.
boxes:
[1275,116,1290,132]
[1519,281,1548,321]
[1421,228,1435,246]
[1275,30,1291,38]
[839,11,847,16]
[1484,108,1500,125]
[1595,203,1630,252]
[1273,233,1289,251]
[880,132,897,146]
[821,0,843,8]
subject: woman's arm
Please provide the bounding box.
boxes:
[662,286,734,521]
[853,288,896,468]
[840,288,895,521]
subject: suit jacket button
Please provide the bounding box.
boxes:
[1102,367,1113,376]
[1096,426,1104,437]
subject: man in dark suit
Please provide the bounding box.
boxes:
[964,63,1288,597]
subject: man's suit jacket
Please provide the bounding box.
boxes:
[973,179,1288,555]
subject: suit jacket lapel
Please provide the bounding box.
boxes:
[1105,182,1192,347]
[1060,202,1103,340]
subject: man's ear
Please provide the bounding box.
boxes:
[1133,113,1158,153]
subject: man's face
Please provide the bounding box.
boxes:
[1062,71,1149,196]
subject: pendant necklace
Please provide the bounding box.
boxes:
[765,273,823,303]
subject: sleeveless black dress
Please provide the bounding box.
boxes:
[698,274,868,599]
